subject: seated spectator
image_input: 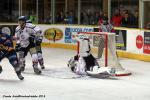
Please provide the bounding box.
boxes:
[121,13,131,27]
[145,22,150,29]
[44,16,51,24]
[121,9,129,17]
[64,11,74,24]
[56,11,65,24]
[132,11,139,28]
[82,12,89,25]
[111,9,123,27]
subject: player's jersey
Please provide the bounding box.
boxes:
[0,32,13,50]
[74,36,91,57]
[99,24,114,32]
[15,23,38,47]
[27,23,43,41]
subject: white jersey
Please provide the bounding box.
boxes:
[15,23,38,47]
[99,23,114,32]
[27,23,43,41]
[73,35,90,57]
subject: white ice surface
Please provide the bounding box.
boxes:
[0,48,150,100]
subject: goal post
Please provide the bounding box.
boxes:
[76,32,131,76]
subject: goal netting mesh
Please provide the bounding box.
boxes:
[77,32,131,76]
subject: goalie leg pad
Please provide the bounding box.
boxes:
[68,57,87,75]
[68,57,76,71]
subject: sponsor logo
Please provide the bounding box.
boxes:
[136,35,143,49]
[144,32,150,54]
[44,28,63,41]
[65,27,93,43]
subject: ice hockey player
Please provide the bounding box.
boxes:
[26,20,45,69]
[99,17,115,32]
[14,16,41,74]
[68,33,115,78]
[0,31,24,80]
[97,17,115,59]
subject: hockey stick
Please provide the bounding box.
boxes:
[53,30,57,42]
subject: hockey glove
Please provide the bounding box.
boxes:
[29,35,36,44]
[36,36,43,45]
[15,43,21,52]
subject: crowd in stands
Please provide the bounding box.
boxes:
[51,8,139,28]
[111,9,138,28]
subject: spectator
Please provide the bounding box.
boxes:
[121,9,128,17]
[82,12,89,25]
[111,9,123,27]
[95,12,100,24]
[145,22,150,29]
[89,12,95,25]
[64,11,74,24]
[132,11,139,28]
[44,16,51,24]
[56,11,65,24]
[121,13,131,27]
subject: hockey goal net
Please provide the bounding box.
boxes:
[76,32,131,76]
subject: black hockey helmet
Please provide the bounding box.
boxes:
[18,16,27,22]
[102,17,108,25]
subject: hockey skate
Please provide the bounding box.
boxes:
[38,58,45,69]
[19,61,25,72]
[40,65,45,69]
[21,66,25,72]
[33,66,42,74]
[15,67,24,80]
